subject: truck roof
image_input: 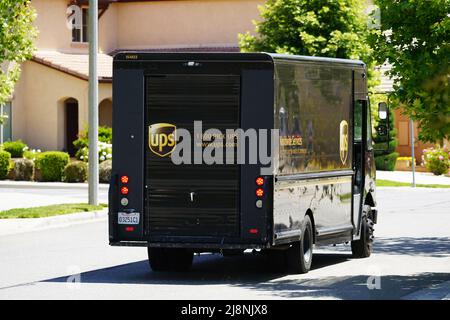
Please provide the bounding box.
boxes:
[114,51,365,68]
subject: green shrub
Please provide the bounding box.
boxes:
[13,158,34,181]
[77,141,112,163]
[375,152,399,171]
[7,160,15,180]
[422,146,450,176]
[73,126,112,157]
[99,160,112,183]
[23,149,42,161]
[35,151,70,182]
[0,151,11,179]
[2,140,28,158]
[64,161,88,183]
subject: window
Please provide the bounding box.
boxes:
[1,102,12,142]
[354,100,363,142]
[366,102,373,149]
[72,8,89,43]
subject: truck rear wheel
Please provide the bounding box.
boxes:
[148,248,194,272]
[167,248,194,272]
[351,208,374,258]
[148,248,170,271]
[286,215,313,274]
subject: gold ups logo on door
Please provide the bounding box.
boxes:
[149,123,176,157]
[339,120,349,165]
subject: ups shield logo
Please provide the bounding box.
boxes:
[149,123,176,157]
[339,120,349,165]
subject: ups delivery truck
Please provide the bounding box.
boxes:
[109,52,385,274]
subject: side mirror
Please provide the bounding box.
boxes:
[378,102,388,120]
[373,101,391,153]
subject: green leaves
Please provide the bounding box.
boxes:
[239,0,376,88]
[0,0,37,105]
[371,0,450,142]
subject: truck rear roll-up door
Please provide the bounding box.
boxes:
[144,74,241,238]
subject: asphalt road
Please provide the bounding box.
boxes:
[0,187,449,300]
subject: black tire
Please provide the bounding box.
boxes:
[148,247,170,272]
[351,207,374,258]
[148,247,194,272]
[167,248,194,272]
[286,215,314,274]
[222,249,245,257]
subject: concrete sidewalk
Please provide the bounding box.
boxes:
[0,209,108,237]
[377,170,450,185]
[0,180,109,190]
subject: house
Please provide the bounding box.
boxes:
[374,63,436,165]
[7,0,263,154]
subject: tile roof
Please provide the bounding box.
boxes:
[110,46,240,55]
[32,51,113,82]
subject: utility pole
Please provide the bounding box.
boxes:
[410,119,416,188]
[88,0,99,205]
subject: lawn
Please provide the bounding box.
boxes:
[377,179,450,188]
[0,203,107,219]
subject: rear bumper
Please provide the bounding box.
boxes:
[110,241,270,249]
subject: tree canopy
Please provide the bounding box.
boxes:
[0,0,37,114]
[239,0,377,87]
[370,0,450,142]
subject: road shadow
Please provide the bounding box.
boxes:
[375,237,450,257]
[230,272,450,299]
[43,252,349,286]
[317,237,450,257]
[41,252,450,299]
[39,243,450,299]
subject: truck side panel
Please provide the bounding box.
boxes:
[272,61,356,244]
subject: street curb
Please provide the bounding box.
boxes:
[402,280,450,300]
[0,181,109,190]
[0,209,108,237]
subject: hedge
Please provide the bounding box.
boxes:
[375,152,399,171]
[64,161,88,183]
[2,140,27,158]
[0,151,11,179]
[13,158,34,181]
[35,151,70,182]
[99,160,112,183]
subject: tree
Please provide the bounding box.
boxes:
[239,0,379,88]
[370,0,450,143]
[0,0,37,124]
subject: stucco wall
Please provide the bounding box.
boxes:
[12,61,111,151]
[115,0,262,50]
[32,0,119,53]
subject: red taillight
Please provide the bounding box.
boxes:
[255,177,264,186]
[256,188,264,197]
[249,228,259,234]
[120,186,129,195]
[125,226,134,232]
[121,175,129,184]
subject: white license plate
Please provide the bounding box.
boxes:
[118,212,140,225]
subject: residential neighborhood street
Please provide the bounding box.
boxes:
[0,187,449,300]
